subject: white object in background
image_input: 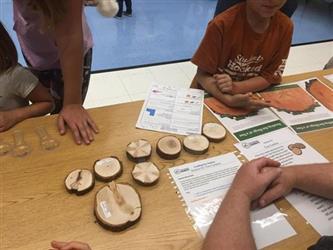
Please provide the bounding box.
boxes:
[97,0,119,17]
[169,153,296,249]
[324,74,333,83]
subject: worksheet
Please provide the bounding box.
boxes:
[136,84,204,135]
[324,74,333,83]
[260,81,333,133]
[286,191,333,236]
[234,127,327,166]
[169,153,296,249]
[205,96,284,141]
[234,127,333,235]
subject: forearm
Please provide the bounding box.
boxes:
[233,77,270,94]
[195,71,235,106]
[203,189,256,250]
[10,102,53,123]
[289,164,333,199]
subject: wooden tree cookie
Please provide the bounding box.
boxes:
[65,169,94,195]
[202,123,226,142]
[132,162,160,186]
[183,134,209,155]
[156,136,182,160]
[126,139,152,163]
[94,156,123,182]
[95,182,142,231]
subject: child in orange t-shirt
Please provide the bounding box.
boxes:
[191,0,293,109]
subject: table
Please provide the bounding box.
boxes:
[1,69,333,250]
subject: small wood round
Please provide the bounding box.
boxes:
[132,162,160,186]
[183,134,209,155]
[156,136,182,160]
[126,139,152,163]
[94,156,123,182]
[202,123,226,142]
[94,182,142,231]
[65,169,94,195]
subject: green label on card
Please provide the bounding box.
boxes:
[234,120,286,141]
[292,119,333,133]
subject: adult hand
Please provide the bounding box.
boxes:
[57,104,99,145]
[0,111,18,132]
[258,167,296,207]
[231,158,281,202]
[214,73,233,94]
[50,240,91,250]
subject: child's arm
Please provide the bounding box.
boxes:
[195,69,269,109]
[0,84,53,132]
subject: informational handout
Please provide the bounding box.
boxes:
[234,127,327,166]
[324,74,333,83]
[286,191,333,236]
[235,127,333,236]
[169,153,296,249]
[136,84,204,135]
[205,96,284,141]
[260,80,333,133]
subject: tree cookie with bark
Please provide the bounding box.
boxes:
[132,162,160,186]
[95,182,142,231]
[156,136,182,160]
[202,123,226,142]
[183,134,209,155]
[65,169,94,195]
[126,139,152,163]
[94,156,123,182]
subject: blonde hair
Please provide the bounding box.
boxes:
[29,0,67,29]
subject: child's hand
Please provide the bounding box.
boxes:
[214,73,233,94]
[0,111,18,132]
[223,93,269,110]
[50,240,92,250]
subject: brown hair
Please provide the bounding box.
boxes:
[0,22,18,74]
[29,0,67,29]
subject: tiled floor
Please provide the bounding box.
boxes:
[1,0,332,70]
[83,41,333,109]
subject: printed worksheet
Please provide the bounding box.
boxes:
[234,128,333,236]
[136,84,204,135]
[260,81,333,133]
[205,96,284,141]
[169,153,296,249]
[234,127,327,166]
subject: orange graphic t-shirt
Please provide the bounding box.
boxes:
[191,2,293,88]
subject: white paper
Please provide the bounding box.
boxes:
[286,191,333,236]
[136,84,204,135]
[234,127,328,166]
[260,81,333,133]
[204,96,284,141]
[324,74,333,83]
[169,153,296,249]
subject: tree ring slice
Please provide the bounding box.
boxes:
[156,136,182,159]
[132,162,160,186]
[183,134,209,155]
[202,123,226,142]
[126,139,152,162]
[65,169,94,195]
[94,156,123,181]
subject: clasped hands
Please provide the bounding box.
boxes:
[214,70,269,110]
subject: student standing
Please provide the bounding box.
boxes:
[116,0,133,17]
[191,0,293,109]
[13,0,98,145]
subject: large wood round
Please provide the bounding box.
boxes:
[183,134,209,155]
[132,162,160,186]
[126,139,152,163]
[94,182,142,231]
[202,123,226,142]
[65,169,94,195]
[94,156,123,182]
[156,136,182,160]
